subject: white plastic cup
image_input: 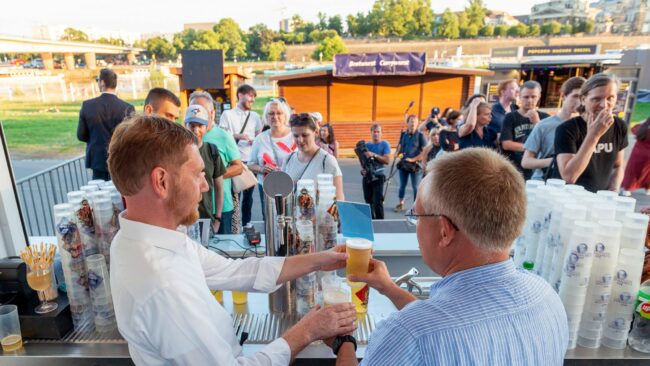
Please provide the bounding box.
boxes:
[624,212,649,226]
[589,202,616,222]
[546,179,566,189]
[564,184,584,193]
[526,180,545,192]
[80,185,99,194]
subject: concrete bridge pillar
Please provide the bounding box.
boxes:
[41,52,54,70]
[84,52,97,69]
[63,53,76,70]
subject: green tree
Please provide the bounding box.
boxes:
[264,41,286,61]
[438,8,460,39]
[328,15,344,35]
[465,24,479,38]
[60,28,89,42]
[494,24,508,37]
[528,24,541,36]
[173,29,198,50]
[561,24,573,34]
[346,14,359,36]
[318,12,328,31]
[583,19,595,34]
[546,21,562,35]
[458,11,469,37]
[508,23,529,37]
[247,23,276,59]
[312,35,347,61]
[96,37,126,46]
[190,30,225,51]
[145,37,177,61]
[213,18,246,60]
[413,0,434,36]
[465,0,486,29]
[479,24,494,37]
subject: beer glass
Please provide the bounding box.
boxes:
[0,305,22,352]
[212,290,224,303]
[27,263,58,314]
[345,238,372,285]
[322,276,351,307]
[351,283,370,314]
[232,291,248,305]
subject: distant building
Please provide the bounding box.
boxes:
[485,10,521,27]
[530,0,590,25]
[183,22,217,32]
[592,0,649,33]
[279,18,294,33]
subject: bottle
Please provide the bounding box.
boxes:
[523,261,535,272]
[629,279,650,353]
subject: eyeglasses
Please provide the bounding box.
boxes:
[405,208,458,230]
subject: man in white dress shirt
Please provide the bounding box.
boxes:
[107,114,356,365]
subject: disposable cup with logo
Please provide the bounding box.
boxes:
[589,203,617,222]
[608,292,637,314]
[563,302,585,315]
[580,316,605,330]
[577,334,601,348]
[606,309,634,323]
[584,295,611,314]
[601,336,627,349]
[620,226,648,251]
[603,316,633,337]
[560,292,587,305]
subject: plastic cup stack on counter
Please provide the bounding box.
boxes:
[601,249,645,349]
[536,190,570,278]
[620,213,650,252]
[577,220,622,348]
[296,179,316,222]
[79,185,99,194]
[613,197,636,222]
[558,220,596,349]
[92,197,116,269]
[316,173,334,188]
[53,203,94,331]
[546,179,566,190]
[85,254,116,332]
[523,185,557,270]
[548,203,588,291]
[67,190,99,257]
[87,179,105,188]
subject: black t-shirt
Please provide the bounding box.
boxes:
[500,110,550,179]
[439,130,459,152]
[198,142,227,220]
[554,116,628,192]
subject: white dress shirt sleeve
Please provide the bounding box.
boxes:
[139,285,291,366]
[194,241,286,292]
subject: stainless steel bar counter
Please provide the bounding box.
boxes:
[3,234,649,365]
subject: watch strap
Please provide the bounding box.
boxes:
[333,335,357,355]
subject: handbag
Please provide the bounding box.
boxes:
[232,164,257,193]
[397,159,420,173]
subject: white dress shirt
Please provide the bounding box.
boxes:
[110,211,290,365]
[219,106,262,161]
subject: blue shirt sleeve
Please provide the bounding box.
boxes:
[361,318,423,366]
[381,141,391,156]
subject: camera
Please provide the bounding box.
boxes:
[355,140,382,182]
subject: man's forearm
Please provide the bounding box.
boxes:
[374,154,390,165]
[277,254,320,284]
[224,161,244,178]
[501,140,524,152]
[214,178,224,218]
[559,135,599,184]
[282,323,313,360]
[381,282,417,311]
[336,343,359,366]
[521,155,552,170]
[608,164,625,191]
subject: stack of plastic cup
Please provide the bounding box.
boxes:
[587,200,616,223]
[613,197,636,222]
[601,249,645,349]
[596,190,618,201]
[53,203,93,331]
[564,184,585,193]
[85,254,116,332]
[578,220,622,348]
[87,179,105,188]
[558,220,596,348]
[67,190,99,257]
[546,179,566,189]
[549,203,587,291]
[513,195,536,268]
[316,185,338,252]
[523,186,556,269]
[296,179,316,222]
[620,214,650,252]
[316,173,334,189]
[91,197,116,270]
[295,220,317,314]
[79,185,99,194]
[540,193,578,281]
[536,190,569,277]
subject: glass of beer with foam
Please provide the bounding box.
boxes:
[346,238,372,285]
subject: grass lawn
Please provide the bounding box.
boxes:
[1,96,272,159]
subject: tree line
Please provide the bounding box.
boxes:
[59,0,597,62]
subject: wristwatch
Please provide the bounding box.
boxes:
[332,335,357,355]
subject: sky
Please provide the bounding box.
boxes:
[0,0,547,38]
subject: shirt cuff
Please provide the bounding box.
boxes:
[261,337,292,366]
[253,257,286,292]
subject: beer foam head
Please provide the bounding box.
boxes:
[346,238,372,250]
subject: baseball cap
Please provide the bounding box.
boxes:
[184,104,209,126]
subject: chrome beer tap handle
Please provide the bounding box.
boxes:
[394,267,420,294]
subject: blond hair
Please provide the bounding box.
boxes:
[108,114,198,196]
[419,148,526,251]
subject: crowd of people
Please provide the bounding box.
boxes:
[73,68,649,365]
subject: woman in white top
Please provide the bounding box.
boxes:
[283,113,345,201]
[249,99,295,218]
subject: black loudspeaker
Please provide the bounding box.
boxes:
[181,50,224,90]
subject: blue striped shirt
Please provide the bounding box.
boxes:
[361,260,568,365]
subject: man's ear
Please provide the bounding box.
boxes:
[150,167,170,199]
[438,217,456,248]
[144,104,153,114]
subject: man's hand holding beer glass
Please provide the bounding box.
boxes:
[348,258,417,311]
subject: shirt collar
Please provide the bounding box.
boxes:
[118,210,187,254]
[101,91,117,96]
[429,260,515,297]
